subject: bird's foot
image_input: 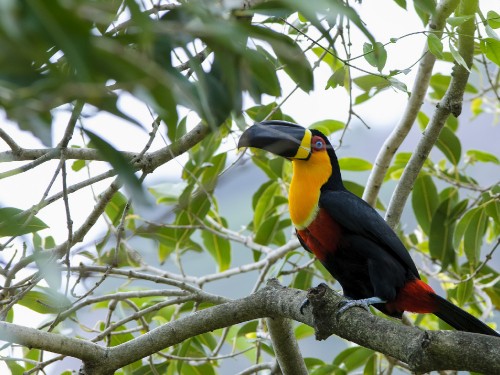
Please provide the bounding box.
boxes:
[299,298,310,314]
[337,297,385,316]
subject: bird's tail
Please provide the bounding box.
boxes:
[431,294,499,337]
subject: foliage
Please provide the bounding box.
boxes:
[0,0,499,374]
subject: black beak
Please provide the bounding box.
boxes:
[238,121,312,160]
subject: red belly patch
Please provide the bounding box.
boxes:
[297,208,342,261]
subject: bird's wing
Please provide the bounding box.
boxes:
[319,190,420,278]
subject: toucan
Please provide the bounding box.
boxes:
[238,120,499,337]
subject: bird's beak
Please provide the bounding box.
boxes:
[238,121,312,160]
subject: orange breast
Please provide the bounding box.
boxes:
[297,208,342,261]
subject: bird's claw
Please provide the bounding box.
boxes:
[336,297,385,317]
[337,300,370,316]
[299,298,310,314]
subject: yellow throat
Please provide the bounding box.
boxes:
[288,151,332,229]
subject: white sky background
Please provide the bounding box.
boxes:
[0,0,499,372]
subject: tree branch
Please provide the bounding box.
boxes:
[0,123,210,174]
[0,128,21,153]
[1,280,498,374]
[385,0,477,227]
[363,0,460,207]
[305,283,500,374]
[267,317,308,375]
[0,321,107,362]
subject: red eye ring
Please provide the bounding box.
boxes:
[312,135,325,151]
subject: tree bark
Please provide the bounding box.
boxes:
[1,279,498,374]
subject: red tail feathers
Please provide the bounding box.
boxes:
[386,279,498,336]
[387,279,437,314]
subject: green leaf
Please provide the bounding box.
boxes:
[471,97,483,117]
[295,324,315,340]
[412,174,439,235]
[417,111,429,130]
[446,15,474,27]
[393,0,407,9]
[486,199,500,225]
[83,129,145,201]
[310,364,340,375]
[167,116,187,143]
[132,362,169,375]
[108,324,134,347]
[363,354,377,375]
[333,346,375,372]
[149,181,188,205]
[247,25,313,92]
[449,40,470,71]
[353,75,390,92]
[245,102,280,122]
[18,287,71,314]
[0,207,48,237]
[485,25,500,40]
[363,42,387,72]
[104,191,131,227]
[436,126,461,165]
[338,157,372,171]
[414,0,436,15]
[202,219,231,271]
[292,269,313,290]
[453,208,475,249]
[200,153,227,193]
[7,361,25,375]
[456,279,474,307]
[413,0,436,25]
[309,119,344,135]
[429,73,477,99]
[446,115,459,132]
[253,181,280,230]
[487,11,500,29]
[465,150,500,165]
[158,241,175,264]
[429,190,458,268]
[326,67,347,89]
[71,159,86,172]
[354,92,372,105]
[237,321,258,337]
[480,38,500,67]
[388,77,408,93]
[245,47,281,97]
[464,207,488,268]
[427,33,443,58]
[254,214,281,245]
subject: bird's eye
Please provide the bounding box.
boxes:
[312,136,324,151]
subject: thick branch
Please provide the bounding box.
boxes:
[2,280,498,374]
[385,0,477,227]
[363,0,460,207]
[267,317,308,375]
[84,279,309,373]
[0,321,106,362]
[305,283,500,374]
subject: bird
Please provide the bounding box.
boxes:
[238,120,499,337]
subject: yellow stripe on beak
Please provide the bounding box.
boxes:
[293,129,312,159]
